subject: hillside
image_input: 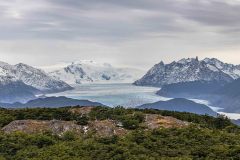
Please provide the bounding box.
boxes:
[0,96,105,108]
[0,106,239,159]
[215,78,240,97]
[0,76,39,103]
[156,80,224,99]
[210,78,240,112]
[138,98,217,116]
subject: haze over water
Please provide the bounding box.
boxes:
[47,83,171,107]
[47,83,240,120]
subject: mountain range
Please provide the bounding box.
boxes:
[2,58,240,114]
[49,60,143,85]
[0,61,72,92]
[134,57,240,113]
[0,61,73,103]
[0,60,142,103]
[134,57,240,87]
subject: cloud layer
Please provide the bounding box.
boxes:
[0,0,240,69]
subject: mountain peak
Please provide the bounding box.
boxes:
[15,63,36,70]
[15,62,30,67]
[0,61,72,93]
[134,57,238,87]
[177,57,198,64]
[203,58,223,64]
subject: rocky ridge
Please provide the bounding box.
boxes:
[134,57,240,87]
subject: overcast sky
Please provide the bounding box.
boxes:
[0,0,240,70]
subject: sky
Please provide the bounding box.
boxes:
[0,0,240,70]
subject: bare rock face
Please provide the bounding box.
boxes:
[1,119,128,137]
[144,114,189,129]
[89,120,128,137]
[1,114,189,137]
[2,120,83,136]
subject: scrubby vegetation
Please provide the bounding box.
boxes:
[0,106,240,159]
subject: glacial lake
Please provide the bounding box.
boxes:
[47,83,240,120]
[47,83,171,107]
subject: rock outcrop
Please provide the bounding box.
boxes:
[1,120,83,136]
[1,119,128,137]
[88,120,128,137]
[144,114,189,129]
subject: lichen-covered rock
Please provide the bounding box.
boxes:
[2,120,83,136]
[144,114,189,129]
[89,120,128,137]
[1,119,128,137]
[1,114,189,137]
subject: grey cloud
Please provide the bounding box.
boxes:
[48,0,240,26]
[1,0,240,41]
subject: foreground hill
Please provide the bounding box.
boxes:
[0,96,104,108]
[138,98,217,116]
[134,57,238,87]
[0,106,239,159]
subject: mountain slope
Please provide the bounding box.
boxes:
[0,61,72,93]
[0,96,104,108]
[212,78,240,113]
[134,57,237,87]
[203,58,240,79]
[157,80,224,99]
[138,98,217,116]
[49,60,144,84]
[0,76,39,103]
[215,78,240,97]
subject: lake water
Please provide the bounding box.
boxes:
[47,83,240,120]
[47,83,171,107]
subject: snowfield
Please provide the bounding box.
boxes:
[48,60,144,85]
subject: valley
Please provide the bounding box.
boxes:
[1,1,239,159]
[1,57,240,121]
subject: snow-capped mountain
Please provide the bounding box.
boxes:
[0,61,72,93]
[49,60,144,84]
[203,58,240,79]
[134,57,239,87]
